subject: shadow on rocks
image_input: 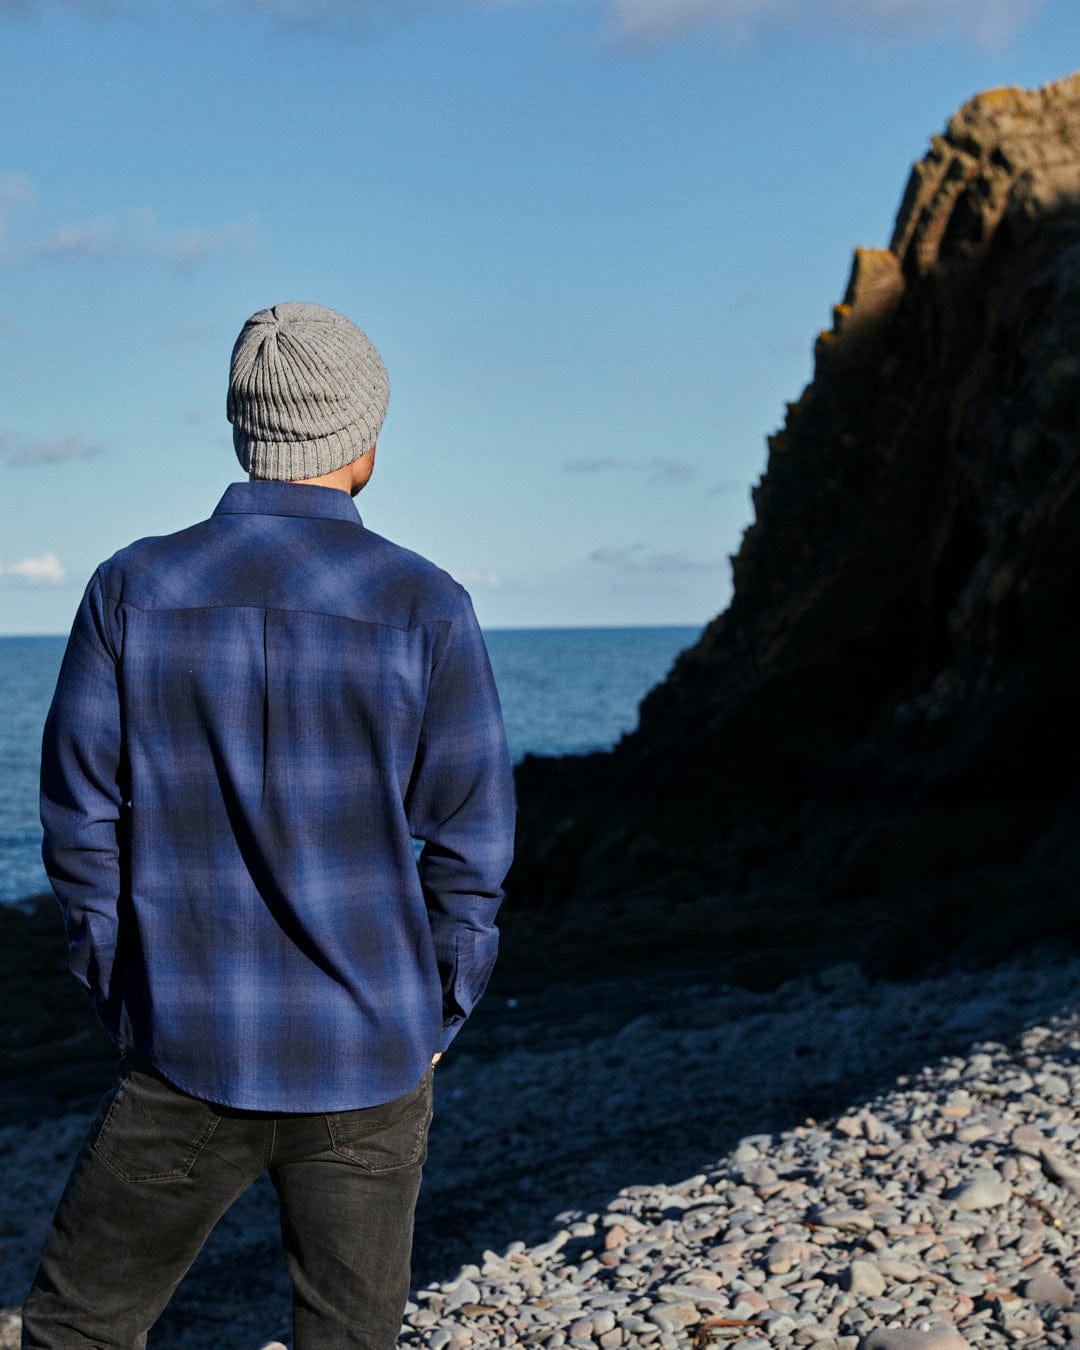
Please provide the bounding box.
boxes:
[150,945,1080,1346]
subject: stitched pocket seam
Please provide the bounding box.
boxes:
[92,1088,222,1183]
[326,1077,433,1172]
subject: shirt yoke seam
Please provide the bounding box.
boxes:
[103,596,454,634]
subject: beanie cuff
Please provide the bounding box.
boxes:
[234,423,375,481]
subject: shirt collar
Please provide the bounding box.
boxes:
[214,480,364,526]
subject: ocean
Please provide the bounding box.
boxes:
[0,626,699,906]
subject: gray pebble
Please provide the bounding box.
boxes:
[859,1327,969,1349]
[842,1261,886,1297]
[766,1237,803,1274]
[1023,1269,1075,1307]
[441,1277,480,1309]
[949,1171,1011,1210]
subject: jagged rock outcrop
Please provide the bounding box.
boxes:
[503,73,1080,989]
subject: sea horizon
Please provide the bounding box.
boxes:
[0,625,701,905]
[0,621,706,639]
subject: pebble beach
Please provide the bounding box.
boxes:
[2,946,1079,1349]
[400,987,1080,1349]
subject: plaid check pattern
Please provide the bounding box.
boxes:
[40,481,515,1110]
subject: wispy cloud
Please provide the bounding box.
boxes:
[22,209,256,268]
[0,174,256,271]
[826,0,1042,51]
[562,454,698,484]
[248,0,1045,50]
[27,220,113,261]
[182,404,220,426]
[0,552,68,586]
[246,0,386,14]
[599,0,1043,49]
[0,0,119,13]
[710,477,745,495]
[238,0,427,35]
[0,170,34,206]
[0,431,106,465]
[563,456,623,474]
[654,457,694,484]
[160,219,256,267]
[0,170,35,260]
[168,322,222,344]
[3,0,1040,50]
[590,543,648,566]
[590,542,723,573]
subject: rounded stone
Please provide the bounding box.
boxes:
[1023,1270,1075,1308]
[859,1329,970,1349]
[949,1172,1011,1210]
[766,1238,803,1274]
[842,1261,886,1297]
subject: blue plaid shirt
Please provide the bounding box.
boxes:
[40,481,515,1111]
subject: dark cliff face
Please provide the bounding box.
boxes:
[504,74,1080,988]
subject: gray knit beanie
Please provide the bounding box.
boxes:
[227,301,390,481]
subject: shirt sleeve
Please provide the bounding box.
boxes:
[405,585,516,1051]
[39,568,127,1035]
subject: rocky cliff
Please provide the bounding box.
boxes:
[503,72,1080,989]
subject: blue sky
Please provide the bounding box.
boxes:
[1,0,1077,632]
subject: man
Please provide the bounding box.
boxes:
[24,302,516,1350]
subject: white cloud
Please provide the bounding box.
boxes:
[0,432,106,464]
[0,173,256,271]
[456,568,502,588]
[1,552,68,586]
